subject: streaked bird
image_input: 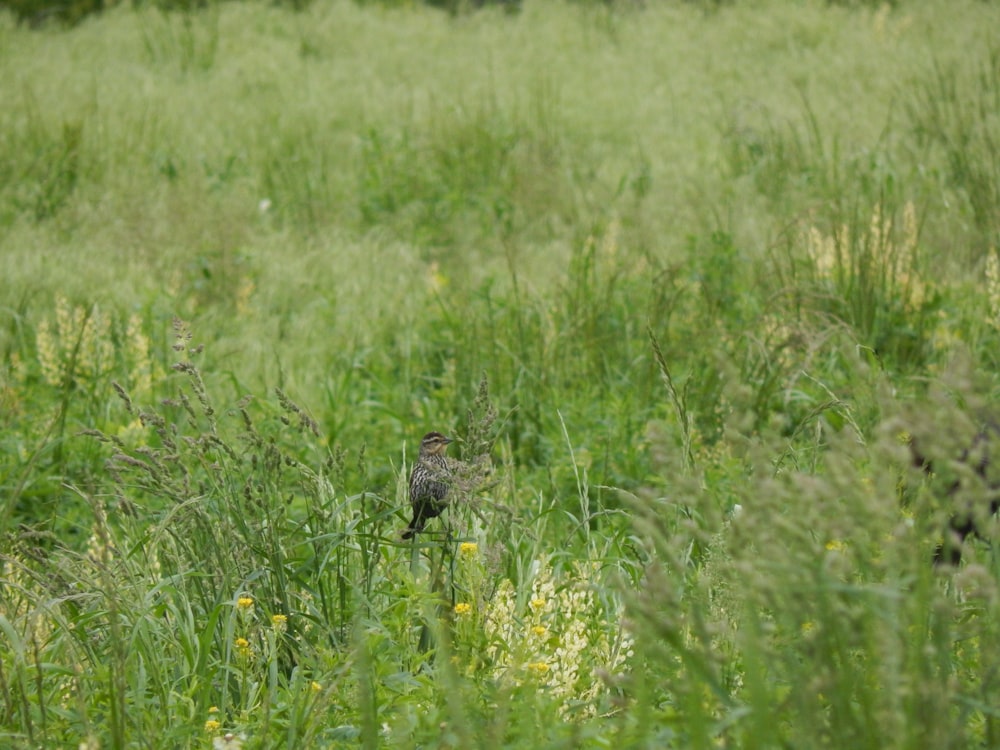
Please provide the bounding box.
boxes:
[402,431,455,540]
[917,422,1000,565]
[904,419,1000,566]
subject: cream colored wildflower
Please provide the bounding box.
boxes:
[213,734,245,750]
[902,201,917,256]
[124,313,155,396]
[9,351,26,383]
[36,319,62,387]
[86,530,113,565]
[806,201,925,312]
[807,225,837,278]
[868,203,888,252]
[74,303,113,382]
[482,557,633,719]
[235,278,255,318]
[987,252,1000,329]
[34,296,137,391]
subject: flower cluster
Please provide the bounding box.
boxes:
[234,595,262,660]
[482,557,633,717]
[33,296,158,395]
[36,296,113,388]
[449,539,488,627]
[202,595,298,743]
[805,201,925,312]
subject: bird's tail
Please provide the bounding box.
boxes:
[401,517,423,540]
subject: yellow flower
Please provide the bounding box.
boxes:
[427,261,448,293]
[531,625,547,638]
[204,719,221,732]
[526,661,550,675]
[209,706,219,714]
[237,596,254,610]
[459,542,478,557]
[311,681,322,692]
[454,602,472,616]
[825,539,846,552]
[529,598,546,612]
[271,614,288,631]
[234,637,251,657]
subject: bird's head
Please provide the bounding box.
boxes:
[420,431,454,457]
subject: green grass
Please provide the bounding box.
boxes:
[2,0,1000,747]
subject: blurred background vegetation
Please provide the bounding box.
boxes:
[2,0,1000,746]
[0,0,930,27]
[2,0,997,537]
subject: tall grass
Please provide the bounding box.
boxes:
[2,0,1000,746]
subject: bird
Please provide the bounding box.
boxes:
[907,421,1000,565]
[934,428,999,566]
[402,431,455,540]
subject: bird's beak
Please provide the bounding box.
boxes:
[444,437,455,444]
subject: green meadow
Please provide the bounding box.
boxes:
[2,0,1000,746]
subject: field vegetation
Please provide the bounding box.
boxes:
[2,0,1000,747]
